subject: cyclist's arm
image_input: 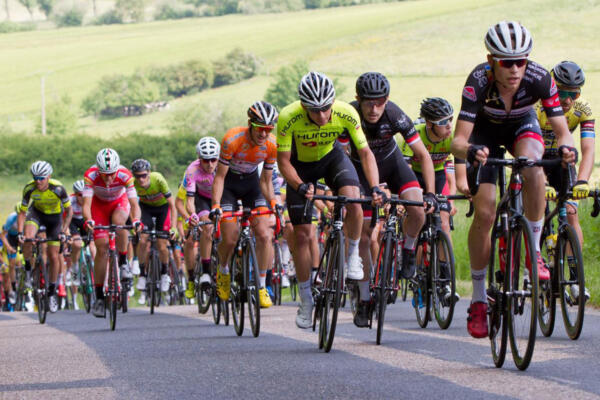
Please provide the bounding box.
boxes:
[129,197,141,222]
[211,162,228,208]
[259,167,275,206]
[356,146,380,189]
[447,165,457,196]
[549,115,576,161]
[578,136,595,182]
[175,196,188,221]
[62,206,73,234]
[82,196,92,223]
[277,151,304,191]
[16,209,26,234]
[167,195,177,230]
[450,119,475,160]
[409,141,435,194]
[185,195,196,216]
[0,230,13,253]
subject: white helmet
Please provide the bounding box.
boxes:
[196,136,220,159]
[485,21,532,59]
[96,148,120,174]
[298,71,336,108]
[30,160,53,177]
[73,180,85,193]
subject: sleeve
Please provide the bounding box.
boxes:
[444,156,455,174]
[539,75,563,118]
[457,66,487,123]
[276,109,293,153]
[391,105,420,146]
[578,101,595,139]
[82,169,94,198]
[20,184,33,213]
[122,171,137,199]
[58,186,71,208]
[344,106,368,151]
[219,129,235,165]
[157,173,172,198]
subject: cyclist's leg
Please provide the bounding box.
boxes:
[351,158,374,300]
[195,195,212,282]
[111,196,131,271]
[23,209,41,272]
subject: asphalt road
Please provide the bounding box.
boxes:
[1,298,599,400]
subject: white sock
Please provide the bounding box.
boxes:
[348,238,359,258]
[403,235,417,251]
[358,280,371,302]
[298,279,313,305]
[527,217,544,253]
[219,264,229,274]
[311,268,318,281]
[471,267,487,303]
[259,274,266,288]
[58,273,64,283]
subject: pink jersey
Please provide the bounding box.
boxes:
[83,165,137,202]
[184,160,214,199]
[69,194,83,219]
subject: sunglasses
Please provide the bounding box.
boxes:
[134,173,149,179]
[306,104,332,113]
[33,176,47,181]
[201,158,218,163]
[494,58,528,68]
[361,98,387,108]
[558,89,581,100]
[431,116,453,126]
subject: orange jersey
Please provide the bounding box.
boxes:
[219,126,277,174]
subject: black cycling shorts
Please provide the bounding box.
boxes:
[69,218,86,237]
[221,170,267,212]
[287,147,360,225]
[25,208,62,241]
[140,203,170,231]
[414,169,451,213]
[469,109,544,185]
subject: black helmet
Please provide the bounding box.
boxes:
[552,61,585,87]
[131,158,151,173]
[356,72,390,99]
[420,97,454,121]
[248,101,278,126]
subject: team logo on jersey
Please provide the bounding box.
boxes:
[303,141,317,147]
[463,86,477,102]
[549,79,558,96]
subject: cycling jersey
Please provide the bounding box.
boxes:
[220,127,277,174]
[69,194,83,219]
[20,179,70,215]
[343,100,420,161]
[458,61,563,125]
[277,100,368,162]
[536,98,595,157]
[83,165,137,202]
[3,213,18,236]
[401,123,454,173]
[135,171,172,207]
[184,160,214,199]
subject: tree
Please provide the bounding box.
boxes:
[264,60,309,110]
[91,0,97,16]
[115,0,146,22]
[18,0,36,20]
[4,0,10,21]
[36,0,54,18]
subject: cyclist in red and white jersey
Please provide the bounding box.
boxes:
[82,148,142,318]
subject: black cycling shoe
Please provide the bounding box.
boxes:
[400,248,417,279]
[353,300,370,328]
[92,299,106,318]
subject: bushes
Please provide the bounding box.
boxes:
[154,2,197,20]
[264,60,309,110]
[166,102,243,137]
[213,48,262,88]
[53,2,86,27]
[93,9,123,25]
[36,95,78,135]
[0,21,36,34]
[145,59,214,98]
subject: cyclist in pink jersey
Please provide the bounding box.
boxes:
[185,137,219,290]
[82,148,142,318]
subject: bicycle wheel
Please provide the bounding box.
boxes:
[108,254,118,331]
[230,250,245,336]
[246,243,261,338]
[538,223,556,337]
[81,262,92,313]
[506,215,538,371]
[488,226,508,368]
[376,233,393,345]
[211,287,221,325]
[221,298,230,326]
[15,270,25,312]
[557,224,585,340]
[35,264,47,324]
[120,278,129,313]
[273,242,283,306]
[149,251,160,315]
[320,231,344,353]
[196,257,211,314]
[413,241,431,328]
[432,231,456,330]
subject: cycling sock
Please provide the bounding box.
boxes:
[95,285,104,300]
[348,238,359,257]
[201,259,210,275]
[24,260,31,272]
[527,217,544,253]
[403,235,417,251]
[259,271,267,288]
[118,252,127,266]
[311,267,318,281]
[471,267,487,303]
[58,273,64,284]
[298,279,313,304]
[48,283,56,296]
[281,241,290,265]
[4,290,9,300]
[161,263,168,275]
[188,269,195,283]
[139,263,146,277]
[219,265,229,275]
[358,280,370,302]
[266,269,272,287]
[11,282,16,291]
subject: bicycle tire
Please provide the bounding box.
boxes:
[211,287,221,325]
[376,233,393,345]
[221,298,230,326]
[558,224,585,340]
[196,256,211,314]
[35,263,47,324]
[290,277,297,302]
[506,215,537,371]
[149,251,160,315]
[121,278,129,313]
[432,231,456,330]
[230,250,244,336]
[414,241,430,328]
[15,270,25,312]
[538,222,556,337]
[108,254,118,331]
[247,243,261,338]
[273,241,283,306]
[320,231,344,353]
[487,225,508,368]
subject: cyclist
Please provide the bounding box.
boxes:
[82,148,142,318]
[402,97,461,305]
[537,60,594,301]
[1,204,22,309]
[346,72,436,327]
[277,71,383,329]
[450,21,577,338]
[67,180,94,296]
[131,159,177,305]
[184,137,219,295]
[211,101,280,309]
[17,161,72,313]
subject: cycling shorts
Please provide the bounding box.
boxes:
[69,218,86,237]
[415,170,451,213]
[25,208,62,245]
[221,170,267,213]
[141,203,171,232]
[287,147,360,225]
[91,194,131,240]
[469,109,544,185]
[543,155,578,209]
[194,194,212,219]
[4,234,18,259]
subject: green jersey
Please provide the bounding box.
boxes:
[134,172,172,207]
[401,123,453,173]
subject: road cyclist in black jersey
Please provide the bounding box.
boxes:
[451,21,578,340]
[341,72,438,327]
